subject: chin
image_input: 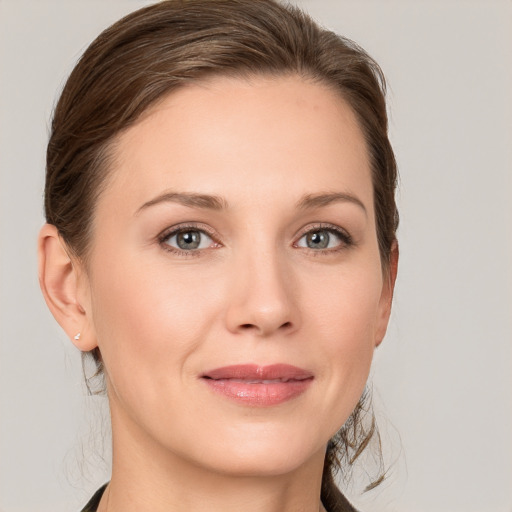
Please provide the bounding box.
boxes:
[180,423,326,478]
[203,449,320,478]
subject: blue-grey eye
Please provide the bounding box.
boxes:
[297,229,343,250]
[165,229,213,250]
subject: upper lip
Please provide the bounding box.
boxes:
[201,364,313,382]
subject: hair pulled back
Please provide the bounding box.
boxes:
[45,1,398,509]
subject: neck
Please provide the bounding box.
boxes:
[99,403,327,512]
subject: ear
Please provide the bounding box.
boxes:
[38,224,97,352]
[375,240,399,347]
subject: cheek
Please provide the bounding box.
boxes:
[307,261,383,349]
[306,264,383,422]
[87,252,224,394]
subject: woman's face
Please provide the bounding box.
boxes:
[78,75,394,476]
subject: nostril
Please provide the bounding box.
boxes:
[238,322,292,333]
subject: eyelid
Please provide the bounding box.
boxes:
[157,222,221,255]
[156,221,353,257]
[293,222,353,251]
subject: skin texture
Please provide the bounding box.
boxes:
[39,75,397,512]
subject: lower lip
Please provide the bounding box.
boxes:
[202,378,313,406]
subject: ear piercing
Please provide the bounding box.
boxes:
[74,333,81,340]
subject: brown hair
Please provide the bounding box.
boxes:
[45,1,398,509]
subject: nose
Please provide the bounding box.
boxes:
[224,247,300,337]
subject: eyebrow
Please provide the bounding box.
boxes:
[296,192,367,215]
[136,190,367,216]
[136,191,228,215]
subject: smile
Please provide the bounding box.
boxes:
[201,364,314,406]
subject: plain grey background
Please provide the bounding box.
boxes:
[0,1,511,511]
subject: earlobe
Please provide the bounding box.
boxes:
[37,224,97,352]
[375,240,399,347]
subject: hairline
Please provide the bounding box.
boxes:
[74,70,389,271]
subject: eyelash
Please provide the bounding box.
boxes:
[158,223,219,258]
[294,223,354,255]
[157,222,353,257]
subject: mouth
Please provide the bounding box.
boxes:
[200,364,314,406]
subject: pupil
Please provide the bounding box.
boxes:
[177,230,201,249]
[307,231,329,249]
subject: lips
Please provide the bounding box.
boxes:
[201,364,313,406]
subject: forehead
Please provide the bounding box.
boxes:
[102,74,373,214]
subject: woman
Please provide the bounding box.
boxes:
[37,1,398,511]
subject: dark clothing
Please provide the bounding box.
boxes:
[80,483,108,512]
